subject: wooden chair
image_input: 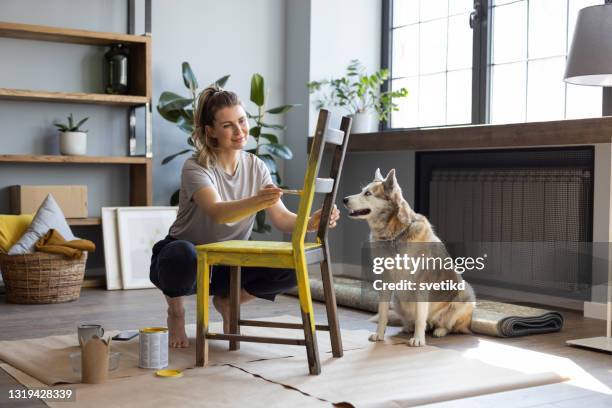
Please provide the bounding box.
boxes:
[195,109,351,375]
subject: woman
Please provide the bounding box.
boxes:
[150,85,340,348]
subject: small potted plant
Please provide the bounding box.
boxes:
[54,113,89,156]
[307,59,409,133]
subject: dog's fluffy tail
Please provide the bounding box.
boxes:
[368,308,403,326]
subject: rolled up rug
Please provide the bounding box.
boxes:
[289,276,564,338]
[471,300,564,337]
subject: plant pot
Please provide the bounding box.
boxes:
[351,111,378,134]
[60,131,87,156]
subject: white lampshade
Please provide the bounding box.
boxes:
[564,3,612,86]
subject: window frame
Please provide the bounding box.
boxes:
[381,0,608,131]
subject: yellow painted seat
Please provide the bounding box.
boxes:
[195,109,352,375]
[198,240,322,254]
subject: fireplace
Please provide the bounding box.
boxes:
[416,147,594,299]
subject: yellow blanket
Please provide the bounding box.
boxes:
[35,229,95,259]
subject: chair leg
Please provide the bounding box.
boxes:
[229,266,241,351]
[320,243,343,357]
[196,253,210,367]
[294,254,321,375]
[301,308,321,375]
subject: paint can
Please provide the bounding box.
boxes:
[138,327,168,369]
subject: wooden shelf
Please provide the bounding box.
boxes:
[0,154,148,165]
[67,218,101,226]
[0,21,148,46]
[0,88,148,106]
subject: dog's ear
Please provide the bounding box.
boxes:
[374,168,384,181]
[383,169,397,194]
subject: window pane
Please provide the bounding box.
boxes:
[419,19,447,74]
[419,0,448,21]
[391,77,419,128]
[566,83,602,119]
[491,62,527,124]
[447,13,473,70]
[492,1,527,64]
[419,73,446,126]
[393,25,419,78]
[393,0,419,27]
[447,69,472,125]
[526,57,566,121]
[529,0,567,59]
[449,0,473,15]
[493,0,518,5]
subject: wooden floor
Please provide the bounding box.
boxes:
[0,288,611,407]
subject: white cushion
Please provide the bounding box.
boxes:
[8,194,76,255]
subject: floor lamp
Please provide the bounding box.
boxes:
[564,1,612,353]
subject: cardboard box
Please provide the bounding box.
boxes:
[10,185,88,218]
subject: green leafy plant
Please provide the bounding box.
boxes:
[157,63,297,233]
[54,113,89,132]
[307,59,408,122]
[246,73,298,233]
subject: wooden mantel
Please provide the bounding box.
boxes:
[347,117,612,152]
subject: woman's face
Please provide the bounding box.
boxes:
[207,105,249,151]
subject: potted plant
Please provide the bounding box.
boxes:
[307,59,408,133]
[54,113,89,156]
[157,62,297,233]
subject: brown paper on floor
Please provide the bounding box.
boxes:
[0,363,331,408]
[0,315,371,386]
[231,341,568,408]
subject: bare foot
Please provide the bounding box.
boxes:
[212,296,230,333]
[167,308,189,348]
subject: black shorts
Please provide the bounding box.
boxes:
[149,236,297,300]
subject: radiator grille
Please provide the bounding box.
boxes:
[421,151,594,298]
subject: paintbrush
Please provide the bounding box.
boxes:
[280,188,302,195]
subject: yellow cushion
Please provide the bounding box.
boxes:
[0,214,34,253]
[196,240,321,255]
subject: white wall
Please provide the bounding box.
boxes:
[308,0,382,133]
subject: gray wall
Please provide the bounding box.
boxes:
[152,0,287,211]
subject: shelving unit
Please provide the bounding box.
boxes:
[0,21,153,210]
[0,22,154,288]
[0,88,149,106]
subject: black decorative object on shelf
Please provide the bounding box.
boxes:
[104,44,129,95]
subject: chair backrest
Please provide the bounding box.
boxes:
[291,109,352,249]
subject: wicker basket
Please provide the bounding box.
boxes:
[0,251,87,304]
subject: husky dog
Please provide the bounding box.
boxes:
[343,168,475,347]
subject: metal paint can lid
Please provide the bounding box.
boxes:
[156,369,183,378]
[140,327,168,333]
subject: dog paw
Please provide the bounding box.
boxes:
[432,328,448,338]
[407,336,426,347]
[369,333,384,342]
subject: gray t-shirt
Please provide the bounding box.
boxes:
[169,151,272,244]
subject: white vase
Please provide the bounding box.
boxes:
[60,132,87,156]
[351,111,378,134]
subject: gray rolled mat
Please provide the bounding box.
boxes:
[287,276,564,338]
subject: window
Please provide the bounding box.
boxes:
[386,0,604,129]
[390,0,474,128]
